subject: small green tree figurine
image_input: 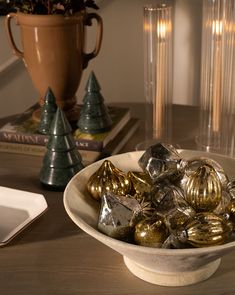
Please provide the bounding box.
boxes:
[77,71,113,134]
[40,107,84,191]
[38,87,57,135]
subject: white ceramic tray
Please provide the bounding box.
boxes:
[0,186,48,246]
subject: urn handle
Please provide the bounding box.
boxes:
[5,13,24,59]
[83,13,103,69]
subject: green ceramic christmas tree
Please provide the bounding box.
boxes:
[38,87,57,135]
[77,71,113,134]
[40,107,84,191]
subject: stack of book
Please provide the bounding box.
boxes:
[0,104,139,165]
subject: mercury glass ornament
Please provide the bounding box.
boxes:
[87,160,131,200]
[134,216,168,247]
[227,199,235,230]
[151,183,173,209]
[127,171,153,196]
[151,184,185,213]
[181,157,229,192]
[164,206,196,232]
[214,190,231,216]
[177,212,233,247]
[151,184,195,231]
[162,234,186,249]
[138,143,183,183]
[98,192,141,241]
[185,165,222,212]
[227,180,235,199]
[137,197,156,219]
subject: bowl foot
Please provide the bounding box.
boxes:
[123,256,221,286]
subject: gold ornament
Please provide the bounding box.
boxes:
[178,212,233,247]
[127,171,153,196]
[182,157,229,189]
[134,216,168,247]
[185,165,222,212]
[87,160,131,201]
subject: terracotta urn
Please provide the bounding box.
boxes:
[5,12,103,122]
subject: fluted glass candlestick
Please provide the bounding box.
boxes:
[196,0,235,156]
[137,2,173,150]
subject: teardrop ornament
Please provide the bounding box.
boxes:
[127,171,153,196]
[87,160,131,200]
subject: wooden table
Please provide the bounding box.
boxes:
[0,104,235,295]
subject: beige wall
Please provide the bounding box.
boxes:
[0,17,38,118]
[0,0,202,118]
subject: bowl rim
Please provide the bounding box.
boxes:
[64,149,235,256]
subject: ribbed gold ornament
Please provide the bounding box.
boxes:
[87,160,131,200]
[185,165,222,212]
[179,212,233,247]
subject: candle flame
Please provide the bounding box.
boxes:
[144,20,171,40]
[157,21,167,39]
[212,20,223,36]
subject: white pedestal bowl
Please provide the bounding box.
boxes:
[63,150,235,286]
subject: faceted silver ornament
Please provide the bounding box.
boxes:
[138,143,183,183]
[151,184,195,231]
[98,192,141,241]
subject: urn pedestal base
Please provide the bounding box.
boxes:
[123,256,221,287]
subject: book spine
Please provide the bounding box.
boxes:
[0,131,103,151]
[0,131,48,146]
[74,140,103,151]
[0,142,46,156]
[0,142,101,165]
